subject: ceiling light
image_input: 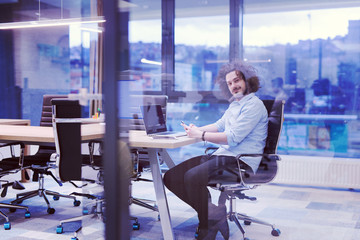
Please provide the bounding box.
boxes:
[0,16,105,30]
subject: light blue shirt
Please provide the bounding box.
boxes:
[214,93,268,173]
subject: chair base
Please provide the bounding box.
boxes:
[131,197,158,212]
[226,195,281,239]
[56,198,104,237]
[11,189,79,214]
[11,172,80,213]
[0,202,30,230]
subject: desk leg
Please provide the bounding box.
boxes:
[147,149,175,240]
[159,149,175,169]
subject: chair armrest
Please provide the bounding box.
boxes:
[87,140,103,170]
[0,141,25,165]
[236,153,281,161]
[0,141,25,150]
[205,147,218,155]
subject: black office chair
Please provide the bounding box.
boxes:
[127,95,169,221]
[51,99,104,238]
[0,142,31,230]
[9,95,80,214]
[206,99,285,240]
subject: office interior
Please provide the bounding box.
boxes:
[0,0,360,239]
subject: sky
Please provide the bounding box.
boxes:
[129,7,360,47]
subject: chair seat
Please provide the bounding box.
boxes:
[22,153,55,166]
[0,160,20,172]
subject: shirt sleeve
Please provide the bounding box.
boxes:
[215,111,226,132]
[225,100,265,147]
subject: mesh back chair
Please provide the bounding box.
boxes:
[10,95,81,214]
[51,99,104,238]
[206,99,285,240]
[0,142,30,230]
[127,95,168,221]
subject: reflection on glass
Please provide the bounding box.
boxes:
[129,8,162,92]
[174,0,229,92]
[243,5,360,157]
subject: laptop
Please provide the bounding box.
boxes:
[140,104,187,138]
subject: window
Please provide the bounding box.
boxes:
[128,0,162,92]
[174,0,229,92]
[243,2,360,157]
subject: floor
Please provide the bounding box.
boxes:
[1,169,360,240]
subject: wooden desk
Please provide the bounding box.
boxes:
[0,125,198,240]
[0,119,31,125]
[0,124,104,145]
[129,130,200,240]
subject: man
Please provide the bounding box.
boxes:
[163,60,268,239]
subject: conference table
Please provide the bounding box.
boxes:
[0,122,199,240]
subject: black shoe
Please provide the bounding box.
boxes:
[195,226,218,240]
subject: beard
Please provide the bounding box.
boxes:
[229,92,244,102]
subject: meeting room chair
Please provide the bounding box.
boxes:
[205,99,285,240]
[51,99,104,238]
[9,95,80,214]
[127,95,169,221]
[0,142,31,230]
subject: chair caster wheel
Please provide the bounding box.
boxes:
[132,222,140,230]
[47,208,55,214]
[9,208,16,213]
[53,196,60,201]
[25,211,31,218]
[244,220,251,225]
[73,200,81,206]
[83,208,89,214]
[56,225,63,234]
[271,228,281,236]
[4,222,11,230]
[194,227,199,239]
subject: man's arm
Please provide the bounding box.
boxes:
[183,123,228,144]
[198,123,218,132]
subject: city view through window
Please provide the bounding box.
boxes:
[129,5,360,162]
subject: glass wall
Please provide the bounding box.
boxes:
[126,0,360,163]
[243,3,360,158]
[0,0,105,238]
[128,1,162,92]
[0,0,101,123]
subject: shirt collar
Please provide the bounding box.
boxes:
[232,93,255,105]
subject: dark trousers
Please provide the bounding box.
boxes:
[163,154,241,229]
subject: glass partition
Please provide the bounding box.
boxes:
[128,1,162,92]
[0,1,102,122]
[243,4,360,158]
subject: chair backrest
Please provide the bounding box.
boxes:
[262,99,284,154]
[40,95,67,127]
[51,99,82,182]
[242,99,285,184]
[129,95,168,131]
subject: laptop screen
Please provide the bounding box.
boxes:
[140,105,167,134]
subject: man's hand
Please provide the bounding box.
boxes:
[181,123,202,139]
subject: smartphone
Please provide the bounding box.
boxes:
[180,121,188,128]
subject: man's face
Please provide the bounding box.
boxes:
[226,71,246,96]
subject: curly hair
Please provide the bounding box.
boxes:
[216,60,260,100]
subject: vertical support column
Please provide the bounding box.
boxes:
[229,0,244,61]
[103,0,130,239]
